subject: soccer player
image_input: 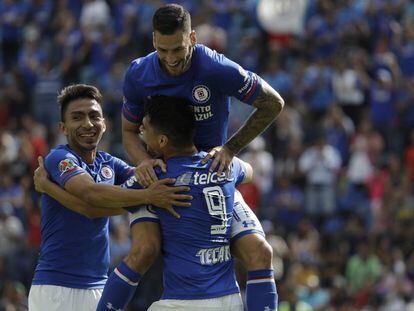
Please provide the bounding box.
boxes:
[99,96,252,311]
[28,84,192,311]
[121,4,283,310]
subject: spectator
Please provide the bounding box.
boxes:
[346,241,382,293]
[299,132,342,219]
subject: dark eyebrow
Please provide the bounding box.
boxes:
[70,108,101,115]
[70,111,85,116]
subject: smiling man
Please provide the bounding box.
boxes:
[121,4,283,311]
[28,84,192,311]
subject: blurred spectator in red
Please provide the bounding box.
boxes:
[241,136,274,207]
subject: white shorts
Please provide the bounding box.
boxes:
[129,190,264,241]
[28,285,102,311]
[148,293,243,311]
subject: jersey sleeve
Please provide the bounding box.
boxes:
[112,156,135,185]
[212,52,263,105]
[119,174,145,213]
[231,157,248,186]
[44,150,86,187]
[120,167,165,213]
[122,60,145,123]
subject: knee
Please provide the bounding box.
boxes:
[251,238,273,269]
[236,235,273,270]
[125,239,161,273]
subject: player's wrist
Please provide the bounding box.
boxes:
[40,179,53,193]
[140,188,151,205]
[223,143,237,156]
[136,156,152,167]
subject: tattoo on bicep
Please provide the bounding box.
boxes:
[252,83,283,112]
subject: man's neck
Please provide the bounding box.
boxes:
[68,145,96,164]
[163,145,197,161]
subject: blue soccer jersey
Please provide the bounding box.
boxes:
[125,152,248,299]
[122,44,263,150]
[32,144,133,289]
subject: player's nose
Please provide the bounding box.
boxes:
[82,117,94,128]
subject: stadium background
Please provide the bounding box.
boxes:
[1,0,414,310]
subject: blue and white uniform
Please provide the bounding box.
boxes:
[123,44,264,240]
[125,152,248,310]
[29,144,133,311]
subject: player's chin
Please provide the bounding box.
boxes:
[166,63,185,75]
[78,140,99,151]
[167,68,181,76]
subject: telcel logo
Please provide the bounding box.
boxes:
[193,171,233,185]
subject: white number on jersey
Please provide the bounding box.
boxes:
[203,186,229,235]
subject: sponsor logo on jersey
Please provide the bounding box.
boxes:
[238,72,255,94]
[193,104,213,121]
[196,245,231,265]
[58,158,76,175]
[174,172,193,186]
[192,85,210,103]
[243,220,257,228]
[100,165,114,180]
[193,171,234,185]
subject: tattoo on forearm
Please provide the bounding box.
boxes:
[225,85,283,155]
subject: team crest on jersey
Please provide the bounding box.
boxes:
[192,85,210,103]
[58,158,76,175]
[100,165,114,180]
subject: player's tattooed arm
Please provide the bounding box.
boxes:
[204,81,284,177]
[225,80,284,154]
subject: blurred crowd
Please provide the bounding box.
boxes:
[1,0,414,310]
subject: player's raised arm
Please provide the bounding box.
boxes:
[225,79,284,156]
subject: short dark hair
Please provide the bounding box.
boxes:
[58,84,103,121]
[152,4,191,35]
[144,96,195,149]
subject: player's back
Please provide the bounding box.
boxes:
[155,151,247,300]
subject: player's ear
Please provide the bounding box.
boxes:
[59,122,68,136]
[152,32,156,49]
[190,30,197,46]
[102,118,106,133]
[159,135,168,148]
